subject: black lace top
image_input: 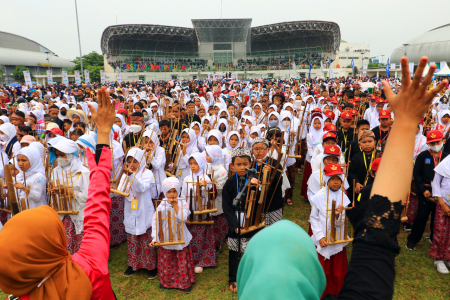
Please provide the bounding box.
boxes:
[338,195,404,300]
[347,194,404,254]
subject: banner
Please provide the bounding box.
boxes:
[47,70,53,85]
[100,70,106,83]
[390,63,396,70]
[116,70,122,83]
[320,60,324,78]
[75,70,81,85]
[351,59,355,77]
[23,71,32,86]
[386,58,390,78]
[62,71,69,85]
[329,61,333,79]
[84,70,90,83]
[308,63,312,79]
[409,62,415,77]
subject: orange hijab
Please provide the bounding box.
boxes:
[0,206,92,300]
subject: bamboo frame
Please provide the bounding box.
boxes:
[153,199,186,247]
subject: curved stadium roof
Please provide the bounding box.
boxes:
[101,20,341,56]
[0,31,74,68]
[390,24,450,64]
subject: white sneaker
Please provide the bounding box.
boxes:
[434,260,449,274]
[194,267,203,274]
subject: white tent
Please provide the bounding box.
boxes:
[435,62,450,76]
[422,63,430,77]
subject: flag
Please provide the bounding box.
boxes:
[308,63,312,79]
[293,60,298,78]
[329,61,334,79]
[320,60,324,78]
[351,59,355,77]
[386,58,390,78]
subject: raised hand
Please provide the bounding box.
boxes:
[382,56,448,123]
[88,88,116,145]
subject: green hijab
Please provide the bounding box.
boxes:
[237,220,326,299]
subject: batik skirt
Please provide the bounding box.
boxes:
[63,215,83,254]
[186,224,217,268]
[110,195,127,246]
[430,204,450,261]
[127,227,157,271]
[213,214,228,249]
[158,245,196,289]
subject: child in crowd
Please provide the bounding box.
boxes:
[120,148,158,279]
[150,177,196,293]
[310,164,349,299]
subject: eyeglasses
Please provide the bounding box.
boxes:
[253,147,267,151]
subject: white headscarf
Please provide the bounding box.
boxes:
[162,177,181,196]
[29,142,45,158]
[17,147,45,178]
[207,129,223,148]
[205,145,223,167]
[309,115,324,144]
[126,148,147,174]
[226,131,241,152]
[181,128,199,156]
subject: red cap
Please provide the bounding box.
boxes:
[379,110,391,119]
[323,124,337,132]
[337,92,342,96]
[329,96,338,104]
[323,97,331,102]
[314,90,320,94]
[45,128,63,136]
[370,96,377,101]
[351,109,359,116]
[322,132,337,140]
[353,97,361,102]
[371,158,382,171]
[324,145,341,156]
[340,112,352,120]
[427,130,444,143]
[324,163,344,176]
[376,98,385,104]
[325,111,335,120]
[311,112,323,120]
[312,108,322,113]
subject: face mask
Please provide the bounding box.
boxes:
[56,157,71,167]
[24,122,31,127]
[129,124,142,133]
[34,97,38,100]
[144,116,150,121]
[0,134,8,142]
[430,144,443,152]
[61,111,67,116]
[269,120,278,127]
[284,120,290,128]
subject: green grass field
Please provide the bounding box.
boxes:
[1,172,449,299]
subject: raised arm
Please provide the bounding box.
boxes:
[371,57,448,202]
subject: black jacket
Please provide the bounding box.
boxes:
[414,150,448,197]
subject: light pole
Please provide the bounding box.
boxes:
[45,52,58,73]
[75,0,84,79]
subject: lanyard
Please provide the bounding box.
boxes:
[379,126,390,144]
[363,150,375,171]
[341,129,348,147]
[414,136,423,154]
[429,150,443,168]
[255,155,270,169]
[236,173,248,194]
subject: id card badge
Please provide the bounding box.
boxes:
[178,169,183,176]
[377,146,382,151]
[282,145,287,152]
[131,199,138,210]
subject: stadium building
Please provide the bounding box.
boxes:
[101,19,342,80]
[391,24,450,69]
[0,31,74,84]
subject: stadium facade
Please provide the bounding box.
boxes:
[390,24,450,66]
[101,19,342,80]
[0,31,74,84]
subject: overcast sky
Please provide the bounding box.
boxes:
[0,0,444,63]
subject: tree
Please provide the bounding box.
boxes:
[12,66,33,82]
[71,51,104,71]
[0,65,5,84]
[368,62,386,68]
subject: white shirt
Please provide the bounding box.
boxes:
[18,172,47,209]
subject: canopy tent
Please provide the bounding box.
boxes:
[422,63,430,77]
[435,62,450,76]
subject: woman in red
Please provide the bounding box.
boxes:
[0,89,117,300]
